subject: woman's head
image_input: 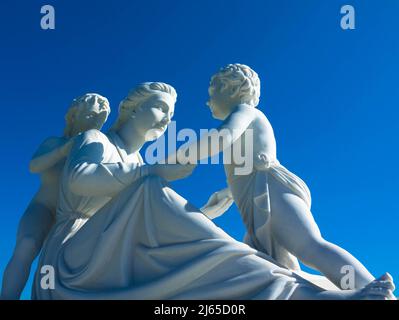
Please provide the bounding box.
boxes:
[64,93,110,137]
[111,82,177,141]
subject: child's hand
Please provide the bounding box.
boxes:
[201,188,233,219]
[149,163,196,182]
[60,138,75,156]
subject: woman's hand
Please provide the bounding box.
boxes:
[149,163,196,181]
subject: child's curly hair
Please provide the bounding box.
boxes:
[211,64,261,107]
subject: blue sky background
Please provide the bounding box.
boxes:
[0,0,398,299]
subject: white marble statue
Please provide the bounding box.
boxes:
[168,64,396,298]
[31,82,394,300]
[1,94,110,300]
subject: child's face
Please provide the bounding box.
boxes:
[207,77,237,120]
[74,100,109,134]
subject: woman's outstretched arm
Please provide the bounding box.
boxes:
[66,130,150,197]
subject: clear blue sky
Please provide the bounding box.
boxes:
[0,0,398,299]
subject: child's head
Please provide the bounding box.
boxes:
[207,64,260,120]
[64,93,110,137]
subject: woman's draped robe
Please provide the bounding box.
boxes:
[32,129,317,299]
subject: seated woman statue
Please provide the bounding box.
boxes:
[1,93,110,300]
[167,64,395,299]
[32,82,394,300]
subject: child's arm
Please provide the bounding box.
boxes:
[168,104,256,163]
[29,137,73,173]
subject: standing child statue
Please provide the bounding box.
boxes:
[1,93,110,299]
[169,64,395,297]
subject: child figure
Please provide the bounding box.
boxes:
[1,93,110,299]
[173,64,395,297]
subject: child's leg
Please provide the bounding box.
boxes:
[1,201,54,300]
[268,175,374,290]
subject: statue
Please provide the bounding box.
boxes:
[169,64,395,298]
[1,94,110,300]
[30,82,394,300]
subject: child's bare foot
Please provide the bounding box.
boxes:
[351,273,396,300]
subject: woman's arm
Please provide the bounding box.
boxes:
[66,130,150,197]
[29,137,72,173]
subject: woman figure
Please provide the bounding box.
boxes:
[1,93,110,299]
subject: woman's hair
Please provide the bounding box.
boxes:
[211,64,261,107]
[64,93,110,137]
[111,82,177,131]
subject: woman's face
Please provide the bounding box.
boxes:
[133,92,175,141]
[74,100,109,134]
